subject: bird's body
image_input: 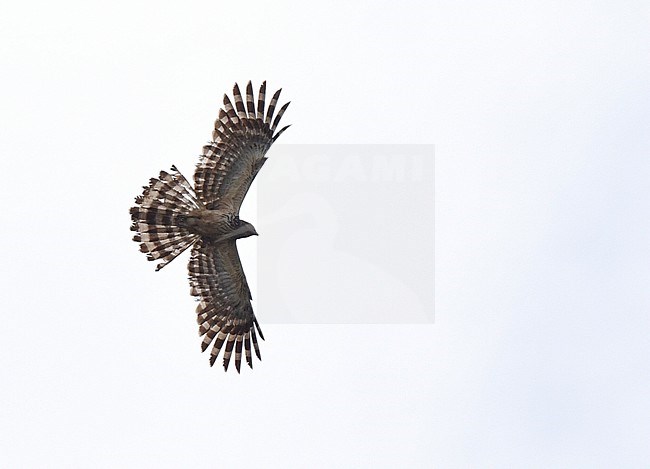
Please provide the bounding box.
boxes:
[129,81,290,372]
[183,209,256,242]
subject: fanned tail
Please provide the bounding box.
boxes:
[130,166,201,271]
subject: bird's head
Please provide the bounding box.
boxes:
[211,220,258,244]
[238,220,258,239]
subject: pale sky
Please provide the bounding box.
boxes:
[2,1,650,467]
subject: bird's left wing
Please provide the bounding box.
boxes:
[189,238,264,372]
[194,81,291,214]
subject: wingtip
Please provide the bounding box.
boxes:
[209,354,217,367]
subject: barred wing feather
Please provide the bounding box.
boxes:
[190,239,264,372]
[194,81,291,213]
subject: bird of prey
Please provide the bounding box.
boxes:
[129,81,290,372]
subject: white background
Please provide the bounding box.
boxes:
[2,1,650,467]
[258,144,435,324]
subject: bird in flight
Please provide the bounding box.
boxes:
[130,81,291,372]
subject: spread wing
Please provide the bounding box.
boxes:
[189,238,264,372]
[194,81,291,213]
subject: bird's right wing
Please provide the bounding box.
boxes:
[193,81,291,214]
[189,238,264,372]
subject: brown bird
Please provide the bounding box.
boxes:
[129,81,291,372]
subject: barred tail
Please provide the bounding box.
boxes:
[130,165,201,271]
